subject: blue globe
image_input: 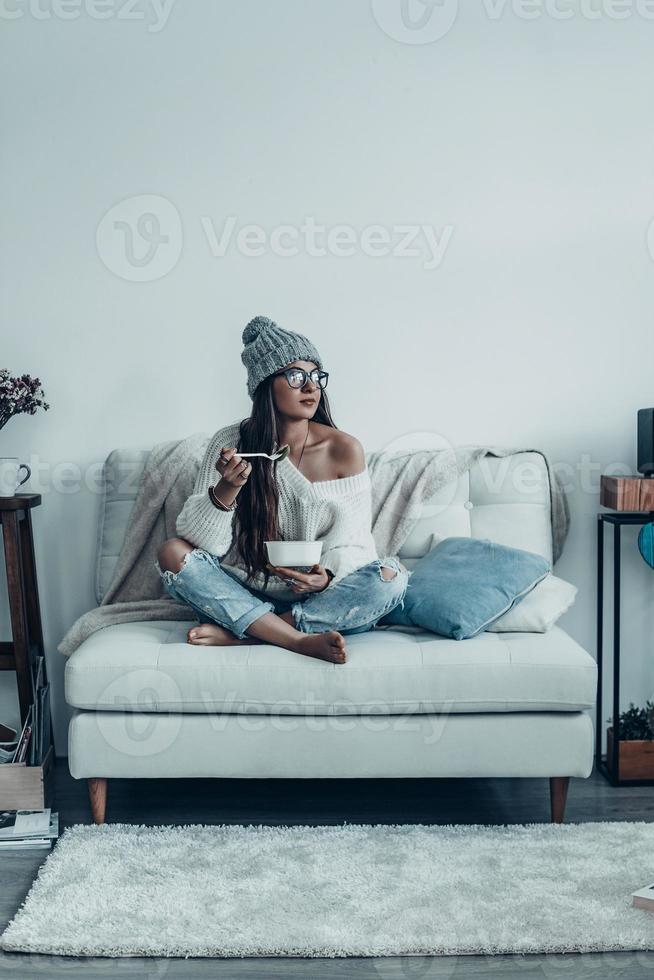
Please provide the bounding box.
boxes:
[638,522,654,568]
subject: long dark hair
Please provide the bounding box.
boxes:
[230,376,338,591]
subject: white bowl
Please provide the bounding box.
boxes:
[265,540,323,568]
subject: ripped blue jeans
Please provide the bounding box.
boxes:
[154,549,411,639]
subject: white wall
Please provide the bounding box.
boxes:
[2,0,654,757]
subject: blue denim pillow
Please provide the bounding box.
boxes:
[378,537,551,639]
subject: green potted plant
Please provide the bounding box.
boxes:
[607,701,654,779]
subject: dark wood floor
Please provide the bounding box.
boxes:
[2,759,654,978]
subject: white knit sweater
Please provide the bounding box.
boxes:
[175,420,379,598]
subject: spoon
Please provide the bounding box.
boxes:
[234,444,290,462]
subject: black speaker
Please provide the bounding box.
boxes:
[637,408,654,477]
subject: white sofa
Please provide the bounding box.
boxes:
[64,449,597,824]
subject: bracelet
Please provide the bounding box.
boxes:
[208,485,236,511]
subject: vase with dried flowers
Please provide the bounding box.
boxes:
[0,369,50,433]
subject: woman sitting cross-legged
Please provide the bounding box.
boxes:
[155,314,410,665]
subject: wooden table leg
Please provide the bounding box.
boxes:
[2,510,32,724]
[19,507,45,661]
[19,507,52,751]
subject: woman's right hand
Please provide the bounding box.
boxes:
[216,447,252,488]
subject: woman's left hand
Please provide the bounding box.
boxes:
[265,562,331,593]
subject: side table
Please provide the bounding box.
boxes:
[596,509,654,785]
[0,493,47,726]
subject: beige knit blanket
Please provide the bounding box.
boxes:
[57,436,569,657]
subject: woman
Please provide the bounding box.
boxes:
[155,315,410,664]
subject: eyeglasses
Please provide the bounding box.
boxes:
[273,367,329,390]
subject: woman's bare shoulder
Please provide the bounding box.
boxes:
[322,426,366,478]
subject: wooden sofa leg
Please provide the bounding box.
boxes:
[88,777,108,824]
[549,776,569,823]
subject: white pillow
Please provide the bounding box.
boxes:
[487,572,577,632]
[427,533,577,633]
[375,573,576,634]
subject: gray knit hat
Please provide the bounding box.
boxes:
[241,315,323,399]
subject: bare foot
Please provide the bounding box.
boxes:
[187,624,262,646]
[295,630,347,664]
[187,620,347,664]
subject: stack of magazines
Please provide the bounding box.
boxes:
[0,809,59,851]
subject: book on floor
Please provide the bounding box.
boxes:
[632,883,654,911]
[0,837,53,850]
[0,809,59,849]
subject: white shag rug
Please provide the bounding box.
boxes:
[3,821,654,958]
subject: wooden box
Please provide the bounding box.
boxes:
[606,727,654,780]
[0,744,55,809]
[600,476,654,512]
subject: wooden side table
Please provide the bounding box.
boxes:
[0,493,46,726]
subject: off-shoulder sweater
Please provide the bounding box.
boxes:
[175,420,379,599]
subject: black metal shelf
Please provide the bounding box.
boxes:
[596,509,654,785]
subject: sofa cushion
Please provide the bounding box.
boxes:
[396,451,553,570]
[487,573,578,633]
[424,533,577,633]
[95,449,149,604]
[379,537,550,638]
[64,620,597,715]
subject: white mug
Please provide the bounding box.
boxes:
[0,458,31,498]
